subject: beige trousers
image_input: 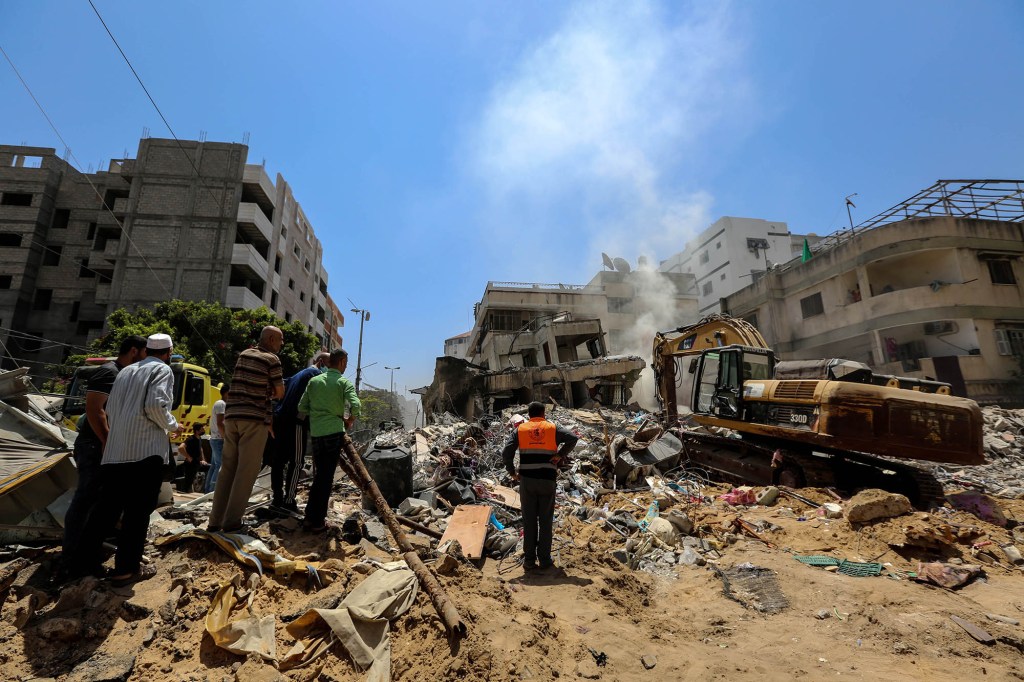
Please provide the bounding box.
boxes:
[208,419,269,530]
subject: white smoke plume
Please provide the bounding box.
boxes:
[469,0,750,279]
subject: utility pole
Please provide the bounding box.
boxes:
[386,365,400,421]
[349,304,370,391]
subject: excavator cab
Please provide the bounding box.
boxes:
[693,346,775,420]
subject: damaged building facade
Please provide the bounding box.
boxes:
[421,268,696,419]
[0,139,335,371]
[722,180,1024,405]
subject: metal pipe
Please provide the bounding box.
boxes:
[396,515,443,539]
[340,433,467,638]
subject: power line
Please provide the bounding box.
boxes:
[0,327,94,354]
[0,42,232,377]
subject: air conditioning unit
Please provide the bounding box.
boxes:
[923,321,954,335]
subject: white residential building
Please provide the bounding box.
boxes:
[659,217,817,315]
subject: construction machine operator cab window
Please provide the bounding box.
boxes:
[694,349,742,418]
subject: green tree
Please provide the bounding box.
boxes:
[61,300,320,386]
[356,389,402,430]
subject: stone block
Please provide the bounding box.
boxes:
[845,489,912,524]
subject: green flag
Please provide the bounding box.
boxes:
[801,238,812,263]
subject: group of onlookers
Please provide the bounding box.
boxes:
[59,326,361,586]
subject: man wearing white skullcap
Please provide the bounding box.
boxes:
[77,332,184,586]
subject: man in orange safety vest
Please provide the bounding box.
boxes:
[502,401,578,571]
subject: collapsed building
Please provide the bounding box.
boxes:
[427,269,696,420]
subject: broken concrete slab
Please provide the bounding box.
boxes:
[844,489,912,524]
[64,653,138,682]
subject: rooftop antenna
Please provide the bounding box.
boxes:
[198,130,207,143]
[242,131,250,145]
[142,126,150,139]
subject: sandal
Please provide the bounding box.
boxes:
[108,565,157,588]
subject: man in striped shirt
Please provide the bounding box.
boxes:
[77,333,182,585]
[208,326,285,532]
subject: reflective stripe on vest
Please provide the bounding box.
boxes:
[517,418,557,470]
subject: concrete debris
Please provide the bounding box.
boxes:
[844,489,912,524]
[2,394,1024,679]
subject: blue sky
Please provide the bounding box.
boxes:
[2,1,1022,395]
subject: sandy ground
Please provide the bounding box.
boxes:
[2,484,1023,682]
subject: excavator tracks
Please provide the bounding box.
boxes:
[677,429,946,509]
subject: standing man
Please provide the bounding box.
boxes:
[60,335,147,579]
[208,326,284,533]
[269,352,329,515]
[177,424,205,493]
[204,385,228,493]
[298,348,360,532]
[78,333,182,585]
[502,401,578,571]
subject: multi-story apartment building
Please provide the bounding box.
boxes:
[721,180,1024,405]
[659,216,820,316]
[443,331,470,360]
[0,138,334,370]
[462,268,698,371]
[324,293,345,351]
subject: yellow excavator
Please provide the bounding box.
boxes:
[652,315,984,504]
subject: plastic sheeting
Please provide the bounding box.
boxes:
[280,565,418,681]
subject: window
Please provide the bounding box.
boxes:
[800,292,824,318]
[86,222,97,241]
[43,245,62,266]
[720,273,726,280]
[293,244,301,259]
[1,192,32,206]
[51,209,70,229]
[303,258,311,273]
[79,259,95,278]
[607,297,633,313]
[19,332,42,353]
[699,251,710,265]
[988,259,1016,285]
[300,291,305,302]
[0,233,23,247]
[33,289,53,311]
[702,281,713,296]
[270,290,278,310]
[274,253,282,275]
[69,301,80,322]
[0,275,11,289]
[288,278,295,290]
[995,328,1024,356]
[76,320,103,337]
[285,312,292,323]
[716,241,721,249]
[281,225,287,240]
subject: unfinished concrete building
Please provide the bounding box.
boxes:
[722,180,1024,404]
[0,139,335,371]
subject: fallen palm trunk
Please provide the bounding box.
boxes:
[341,433,467,639]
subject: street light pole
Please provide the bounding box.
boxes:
[350,306,370,392]
[385,365,400,421]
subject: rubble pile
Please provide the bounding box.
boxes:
[930,406,1024,499]
[1,396,1024,680]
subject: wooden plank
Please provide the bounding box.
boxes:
[438,505,492,560]
[490,484,521,511]
[950,615,995,644]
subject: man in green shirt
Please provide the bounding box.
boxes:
[297,348,361,531]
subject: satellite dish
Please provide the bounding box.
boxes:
[612,257,631,273]
[601,253,614,270]
[637,255,648,269]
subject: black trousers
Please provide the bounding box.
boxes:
[303,432,344,526]
[270,416,307,505]
[519,475,557,565]
[80,455,164,576]
[177,457,200,492]
[62,438,104,567]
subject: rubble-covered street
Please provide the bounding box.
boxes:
[2,394,1024,681]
